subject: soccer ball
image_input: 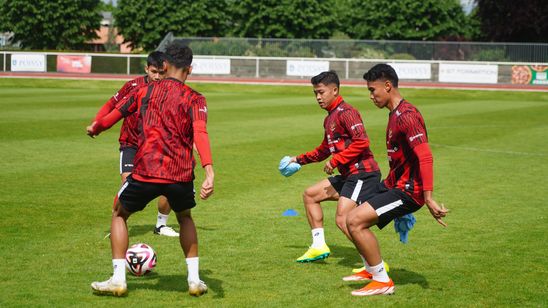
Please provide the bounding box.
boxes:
[125,243,157,276]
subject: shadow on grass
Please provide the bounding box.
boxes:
[127,269,225,298]
[287,244,429,289]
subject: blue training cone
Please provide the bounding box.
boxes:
[282,209,298,216]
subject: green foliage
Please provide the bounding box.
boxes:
[474,0,548,42]
[344,0,473,40]
[189,40,251,56]
[229,0,338,39]
[114,0,230,51]
[391,53,417,60]
[470,48,509,62]
[0,0,101,50]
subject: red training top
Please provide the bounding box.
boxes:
[296,96,379,178]
[94,75,149,149]
[384,99,433,205]
[92,78,212,183]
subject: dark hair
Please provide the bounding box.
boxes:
[146,51,165,68]
[164,40,193,69]
[311,70,340,88]
[363,64,399,88]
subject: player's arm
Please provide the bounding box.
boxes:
[401,112,448,226]
[328,110,370,169]
[87,90,139,137]
[292,136,331,165]
[192,96,214,200]
[93,80,133,121]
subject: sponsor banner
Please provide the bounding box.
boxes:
[192,58,231,74]
[57,55,92,73]
[11,54,46,72]
[511,65,548,85]
[388,63,431,80]
[439,63,498,84]
[287,60,329,77]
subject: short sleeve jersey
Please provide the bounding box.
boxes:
[384,100,428,205]
[116,78,207,182]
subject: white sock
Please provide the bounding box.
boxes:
[360,254,371,271]
[156,212,169,228]
[112,259,126,283]
[311,228,325,248]
[186,257,200,283]
[369,260,390,282]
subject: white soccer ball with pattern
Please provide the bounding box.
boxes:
[125,243,157,276]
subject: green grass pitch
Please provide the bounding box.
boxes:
[0,78,546,307]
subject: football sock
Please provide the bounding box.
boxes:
[360,254,371,271]
[311,228,326,248]
[156,212,169,228]
[186,257,200,283]
[370,260,390,282]
[112,259,126,283]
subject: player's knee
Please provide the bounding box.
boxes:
[302,188,315,202]
[175,209,192,224]
[335,214,347,232]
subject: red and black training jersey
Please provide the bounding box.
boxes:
[296,96,379,178]
[116,78,210,182]
[384,100,430,205]
[94,75,149,149]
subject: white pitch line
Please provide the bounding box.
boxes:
[430,143,548,157]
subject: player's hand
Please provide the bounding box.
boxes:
[324,161,334,175]
[200,165,214,200]
[425,198,448,227]
[289,156,297,163]
[86,121,97,138]
[200,177,214,200]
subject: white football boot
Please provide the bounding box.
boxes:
[154,225,180,237]
[188,280,208,297]
[91,277,127,297]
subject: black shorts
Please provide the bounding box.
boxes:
[118,175,196,213]
[328,171,381,205]
[365,184,421,229]
[119,147,137,174]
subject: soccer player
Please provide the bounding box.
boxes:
[90,51,179,237]
[288,71,381,263]
[344,64,448,296]
[87,41,214,297]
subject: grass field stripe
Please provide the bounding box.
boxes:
[351,180,363,202]
[117,181,129,198]
[430,143,548,156]
[375,200,403,216]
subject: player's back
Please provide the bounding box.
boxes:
[133,78,204,182]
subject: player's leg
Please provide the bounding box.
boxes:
[346,189,419,296]
[92,176,160,297]
[296,177,340,262]
[165,181,207,297]
[335,171,381,241]
[154,196,179,237]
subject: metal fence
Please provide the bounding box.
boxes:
[2,51,547,86]
[157,35,548,63]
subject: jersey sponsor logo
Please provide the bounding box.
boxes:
[114,92,120,100]
[409,133,424,142]
[387,146,398,153]
[199,106,208,113]
[351,123,363,130]
[131,83,137,86]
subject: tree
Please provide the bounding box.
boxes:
[114,0,229,51]
[228,0,338,39]
[342,0,475,40]
[0,0,101,50]
[474,0,548,42]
